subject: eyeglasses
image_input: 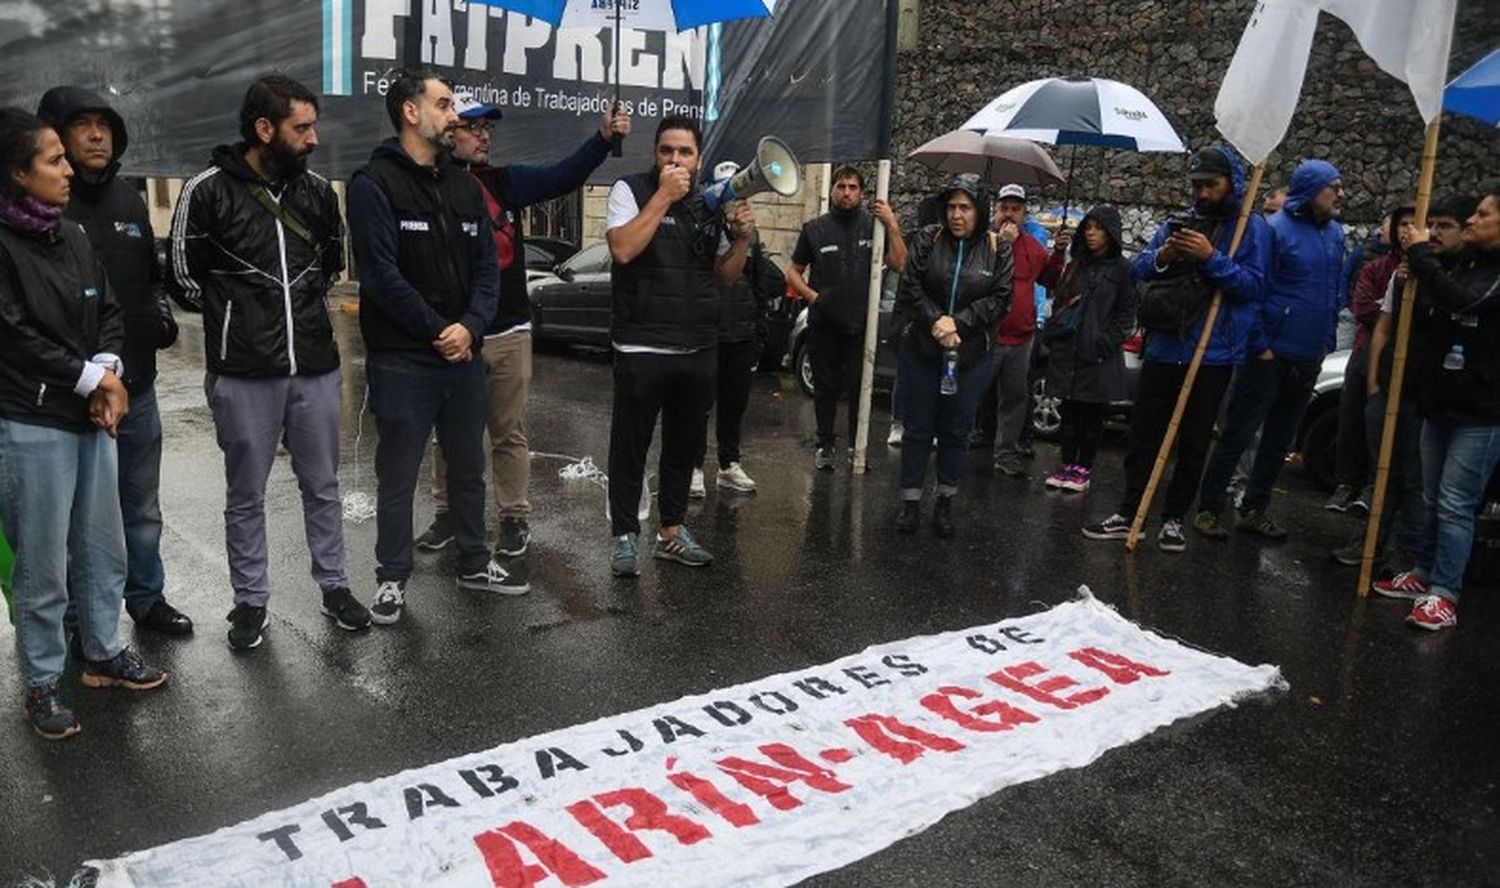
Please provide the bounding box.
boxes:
[459,121,492,135]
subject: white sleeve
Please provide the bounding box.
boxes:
[1380,274,1396,313]
[717,231,732,257]
[606,181,639,231]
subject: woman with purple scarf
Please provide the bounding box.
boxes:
[0,107,167,741]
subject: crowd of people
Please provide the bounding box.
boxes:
[1,69,1497,742]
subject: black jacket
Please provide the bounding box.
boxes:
[793,208,876,334]
[722,241,783,344]
[168,143,345,378]
[894,225,1013,368]
[37,86,176,393]
[0,220,123,432]
[348,140,498,359]
[1043,205,1136,403]
[1409,241,1500,422]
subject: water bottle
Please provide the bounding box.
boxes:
[1443,343,1466,371]
[940,349,959,396]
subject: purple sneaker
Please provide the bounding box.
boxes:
[1043,465,1075,489]
[1058,465,1092,492]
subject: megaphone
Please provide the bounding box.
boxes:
[702,136,801,214]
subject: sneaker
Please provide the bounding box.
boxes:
[1057,465,1092,492]
[1407,594,1457,631]
[814,446,836,471]
[654,526,713,567]
[612,533,641,577]
[81,647,168,691]
[458,559,530,595]
[896,500,920,534]
[994,452,1025,477]
[1193,510,1231,541]
[1044,465,1075,489]
[717,462,758,493]
[1372,571,1429,601]
[23,684,80,741]
[1082,513,1131,540]
[415,513,454,551]
[226,603,268,650]
[1349,488,1372,517]
[932,495,955,538]
[1331,535,1367,567]
[690,468,707,499]
[1324,484,1357,513]
[369,580,406,625]
[321,587,372,631]
[495,517,531,557]
[887,423,904,447]
[1157,519,1187,553]
[1237,509,1289,540]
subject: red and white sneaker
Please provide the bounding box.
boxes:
[1407,595,1457,631]
[1371,571,1429,601]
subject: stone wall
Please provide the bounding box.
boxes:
[889,0,1500,245]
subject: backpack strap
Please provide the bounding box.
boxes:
[247,183,322,258]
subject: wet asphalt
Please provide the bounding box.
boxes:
[1,297,1498,887]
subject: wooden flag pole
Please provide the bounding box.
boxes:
[1357,118,1442,597]
[853,158,892,474]
[1125,164,1264,552]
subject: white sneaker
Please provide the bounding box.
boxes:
[716,461,757,492]
[369,580,405,625]
[690,468,707,499]
[887,423,904,447]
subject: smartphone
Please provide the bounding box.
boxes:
[1164,218,1184,235]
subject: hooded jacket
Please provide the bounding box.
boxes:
[37,85,176,393]
[894,177,1013,369]
[1408,240,1500,422]
[1131,145,1271,366]
[1249,159,1347,362]
[1041,205,1136,404]
[168,143,345,378]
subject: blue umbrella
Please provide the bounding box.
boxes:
[470,0,778,153]
[1444,47,1500,127]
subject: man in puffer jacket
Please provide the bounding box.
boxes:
[1193,158,1346,542]
[36,85,191,637]
[1082,145,1271,552]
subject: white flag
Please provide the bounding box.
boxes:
[1213,0,1322,165]
[1321,0,1457,124]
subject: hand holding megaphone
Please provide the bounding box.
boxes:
[726,201,757,241]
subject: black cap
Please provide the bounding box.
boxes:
[1188,148,1231,182]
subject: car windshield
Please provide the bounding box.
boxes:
[560,243,610,275]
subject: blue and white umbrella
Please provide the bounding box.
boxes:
[1444,47,1500,127]
[477,0,776,32]
[962,76,1188,153]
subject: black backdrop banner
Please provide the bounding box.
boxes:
[0,0,896,182]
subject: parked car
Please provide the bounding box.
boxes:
[528,242,797,370]
[526,236,578,272]
[1292,348,1350,491]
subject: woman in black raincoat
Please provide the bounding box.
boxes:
[893,174,1013,537]
[1039,204,1136,493]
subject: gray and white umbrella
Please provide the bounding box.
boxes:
[962,76,1188,152]
[908,130,1066,187]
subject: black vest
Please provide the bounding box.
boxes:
[610,171,722,350]
[473,167,532,335]
[355,148,487,352]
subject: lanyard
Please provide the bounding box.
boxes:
[947,238,965,315]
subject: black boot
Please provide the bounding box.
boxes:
[933,496,955,538]
[896,500,921,534]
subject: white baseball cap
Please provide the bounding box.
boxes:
[713,160,741,181]
[997,183,1027,202]
[454,93,502,121]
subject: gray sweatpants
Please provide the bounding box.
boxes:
[992,338,1035,457]
[206,370,349,606]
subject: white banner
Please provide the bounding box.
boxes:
[1320,0,1458,124]
[90,591,1285,888]
[1214,0,1322,165]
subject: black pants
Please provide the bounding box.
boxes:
[697,338,757,469]
[1335,344,1370,488]
[1119,360,1235,523]
[608,349,717,537]
[808,323,863,449]
[1058,399,1106,468]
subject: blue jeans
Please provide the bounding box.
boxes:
[0,418,125,687]
[117,383,167,618]
[1415,418,1500,603]
[1197,356,1320,514]
[1363,391,1423,561]
[368,352,489,581]
[898,342,996,499]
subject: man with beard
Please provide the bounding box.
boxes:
[170,75,368,650]
[787,165,907,470]
[37,85,190,638]
[1192,159,1347,542]
[1082,145,1272,553]
[347,70,512,624]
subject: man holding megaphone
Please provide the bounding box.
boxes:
[603,115,757,578]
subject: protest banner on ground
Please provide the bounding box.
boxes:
[91,590,1285,888]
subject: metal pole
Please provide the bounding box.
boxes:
[853,158,892,474]
[1357,118,1442,596]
